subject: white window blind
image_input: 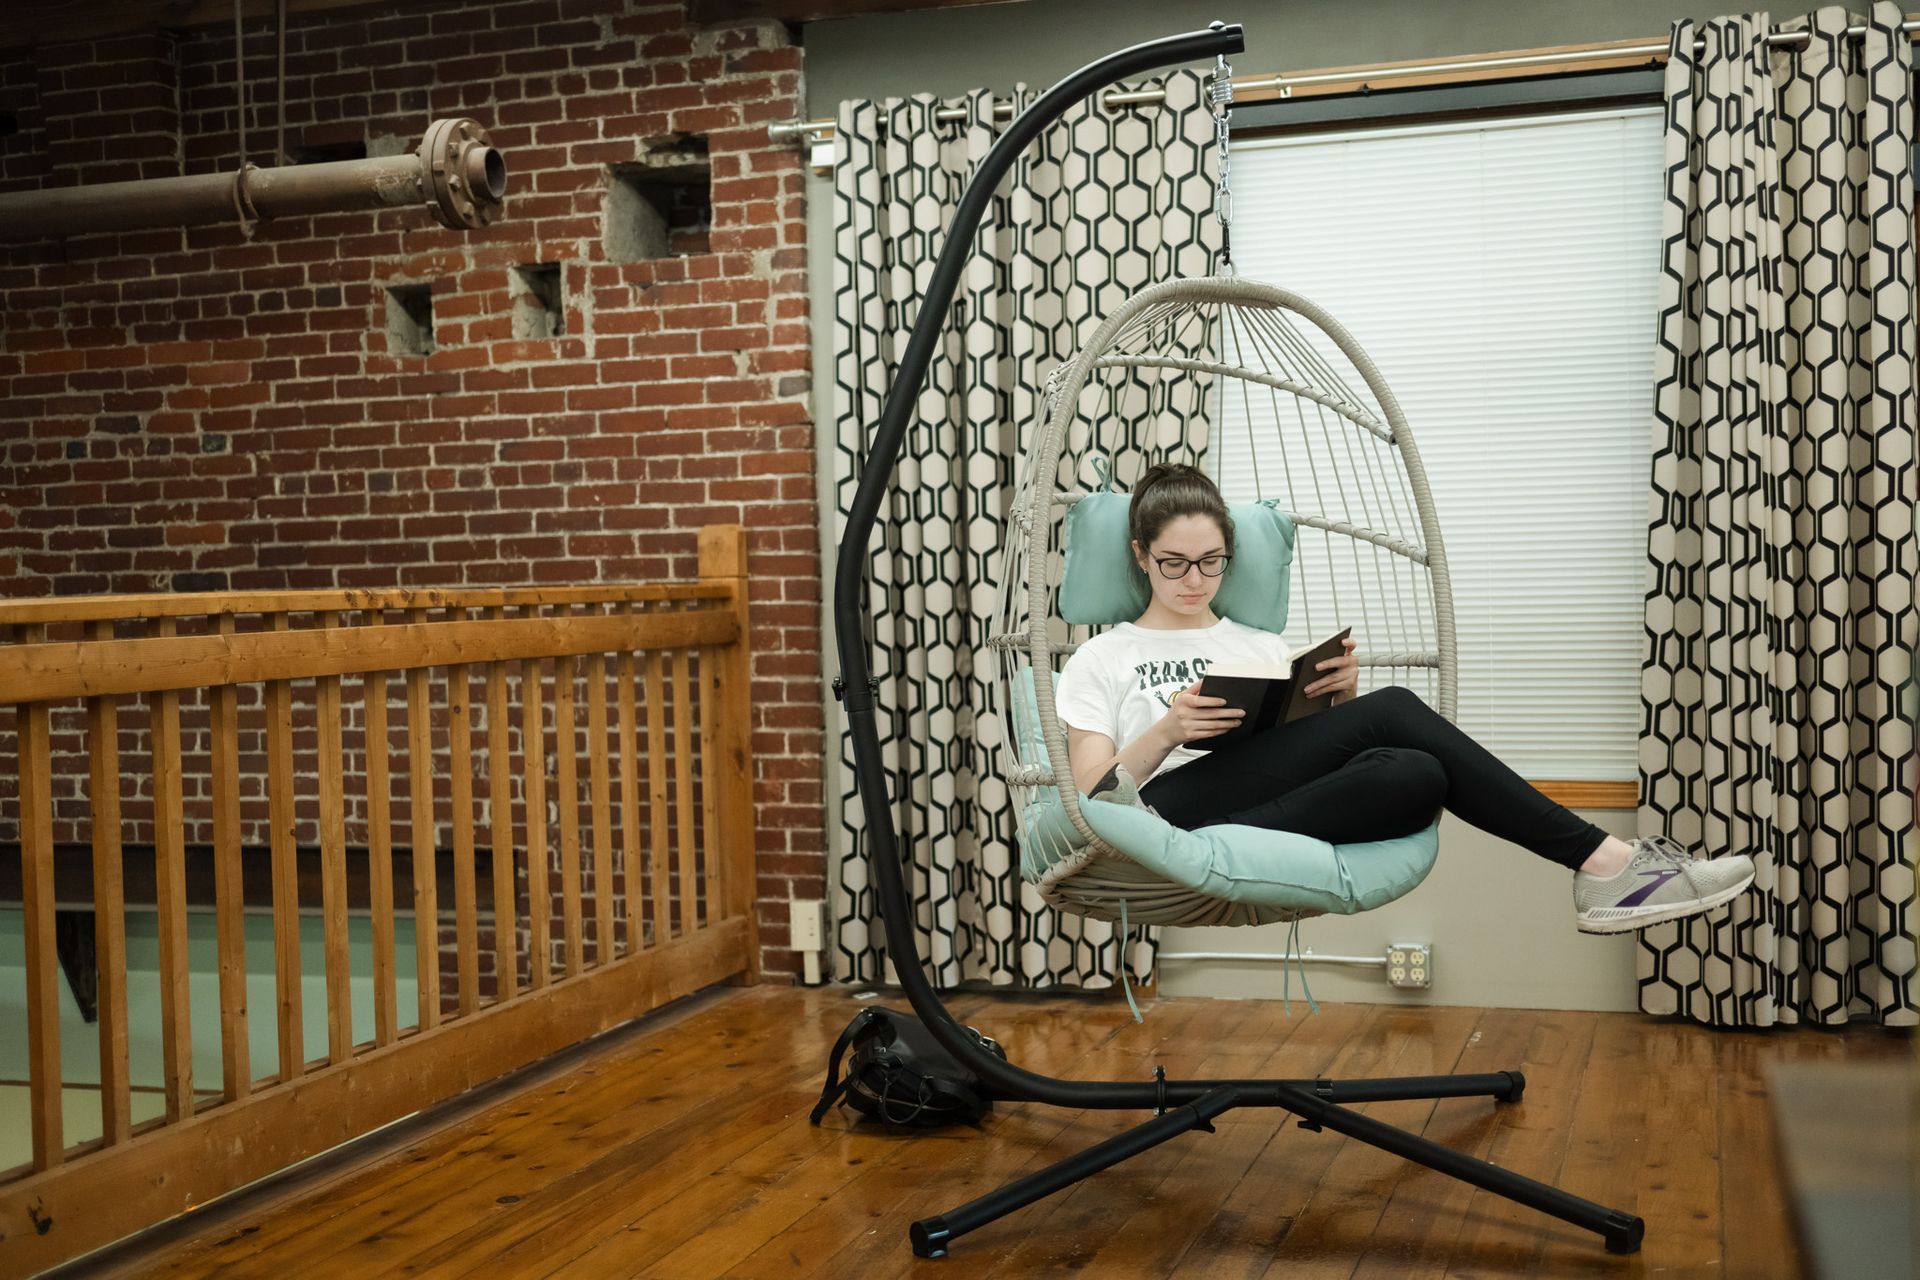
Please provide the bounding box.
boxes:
[1210,107,1663,782]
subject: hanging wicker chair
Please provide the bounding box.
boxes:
[994,274,1458,929]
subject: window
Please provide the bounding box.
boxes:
[1213,108,1664,781]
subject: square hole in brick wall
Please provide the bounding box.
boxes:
[510,262,565,339]
[604,139,712,263]
[385,283,434,356]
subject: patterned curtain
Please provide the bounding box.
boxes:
[830,72,1220,987]
[1642,5,1918,1027]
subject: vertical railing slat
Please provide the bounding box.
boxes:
[449,651,479,1016]
[149,617,193,1121]
[615,608,642,959]
[406,608,440,1031]
[698,526,760,980]
[85,620,132,1143]
[698,647,720,936]
[586,645,615,965]
[644,645,671,948]
[265,613,304,1079]
[556,645,583,976]
[210,615,250,1097]
[486,608,517,1003]
[316,611,352,1061]
[522,653,551,989]
[365,665,398,1047]
[671,650,696,939]
[19,622,62,1169]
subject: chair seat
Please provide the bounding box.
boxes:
[1021,780,1439,926]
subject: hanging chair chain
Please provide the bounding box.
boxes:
[1210,52,1234,274]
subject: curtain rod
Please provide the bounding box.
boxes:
[767,18,1920,144]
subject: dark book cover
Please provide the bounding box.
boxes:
[1188,627,1352,750]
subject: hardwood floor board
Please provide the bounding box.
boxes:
[261,992,830,1280]
[59,986,1910,1280]
[112,988,770,1280]
[168,990,814,1274]
[1349,1006,1540,1279]
[1438,1009,1598,1279]
[1525,1012,1649,1276]
[1163,1002,1383,1280]
[1250,1005,1487,1280]
[568,995,1180,1278]
[395,993,997,1278]
[1614,1017,1723,1276]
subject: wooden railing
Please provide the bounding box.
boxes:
[0,524,759,1276]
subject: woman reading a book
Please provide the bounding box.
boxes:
[1054,462,1753,934]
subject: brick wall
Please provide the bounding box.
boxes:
[0,0,825,984]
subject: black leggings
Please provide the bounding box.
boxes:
[1137,685,1609,871]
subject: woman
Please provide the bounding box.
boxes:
[1054,463,1754,935]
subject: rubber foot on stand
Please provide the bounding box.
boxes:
[911,1216,953,1259]
[1501,1070,1527,1103]
[1603,1211,1645,1254]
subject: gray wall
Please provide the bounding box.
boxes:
[801,0,1755,1013]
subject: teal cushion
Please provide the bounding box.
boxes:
[1075,800,1439,915]
[1007,667,1438,913]
[1059,491,1297,630]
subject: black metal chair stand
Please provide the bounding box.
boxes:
[828,20,1646,1262]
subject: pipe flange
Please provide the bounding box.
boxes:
[420,117,506,229]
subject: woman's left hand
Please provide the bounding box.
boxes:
[1305,636,1360,704]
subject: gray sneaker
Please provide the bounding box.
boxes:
[1573,835,1754,934]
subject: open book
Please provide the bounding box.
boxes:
[1189,627,1353,750]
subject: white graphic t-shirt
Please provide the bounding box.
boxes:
[1054,616,1293,782]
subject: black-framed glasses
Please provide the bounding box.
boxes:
[1150,553,1232,579]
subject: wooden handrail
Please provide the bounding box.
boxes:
[0,581,730,627]
[0,608,737,702]
[0,523,762,1274]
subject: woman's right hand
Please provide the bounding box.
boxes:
[1160,679,1242,745]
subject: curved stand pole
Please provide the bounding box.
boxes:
[826,21,1644,1261]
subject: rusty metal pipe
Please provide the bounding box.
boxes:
[0,117,505,241]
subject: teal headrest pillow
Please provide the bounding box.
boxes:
[1059,490,1297,630]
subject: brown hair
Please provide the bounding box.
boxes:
[1128,462,1233,556]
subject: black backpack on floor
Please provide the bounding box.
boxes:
[809,1006,1009,1129]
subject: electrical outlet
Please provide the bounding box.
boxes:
[789,898,825,950]
[1386,942,1432,989]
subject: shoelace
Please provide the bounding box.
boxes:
[1634,834,1695,868]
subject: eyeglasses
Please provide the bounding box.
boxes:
[1149,553,1232,579]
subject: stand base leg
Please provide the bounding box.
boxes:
[900,1071,1640,1260]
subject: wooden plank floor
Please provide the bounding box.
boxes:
[65,984,1910,1279]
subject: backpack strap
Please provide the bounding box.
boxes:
[810,1008,881,1125]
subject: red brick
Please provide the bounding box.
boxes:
[4,0,814,982]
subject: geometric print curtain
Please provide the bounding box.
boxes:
[830,71,1220,988]
[1642,5,1918,1027]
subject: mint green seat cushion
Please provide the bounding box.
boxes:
[1073,799,1439,915]
[1009,670,1439,916]
[1059,490,1298,630]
